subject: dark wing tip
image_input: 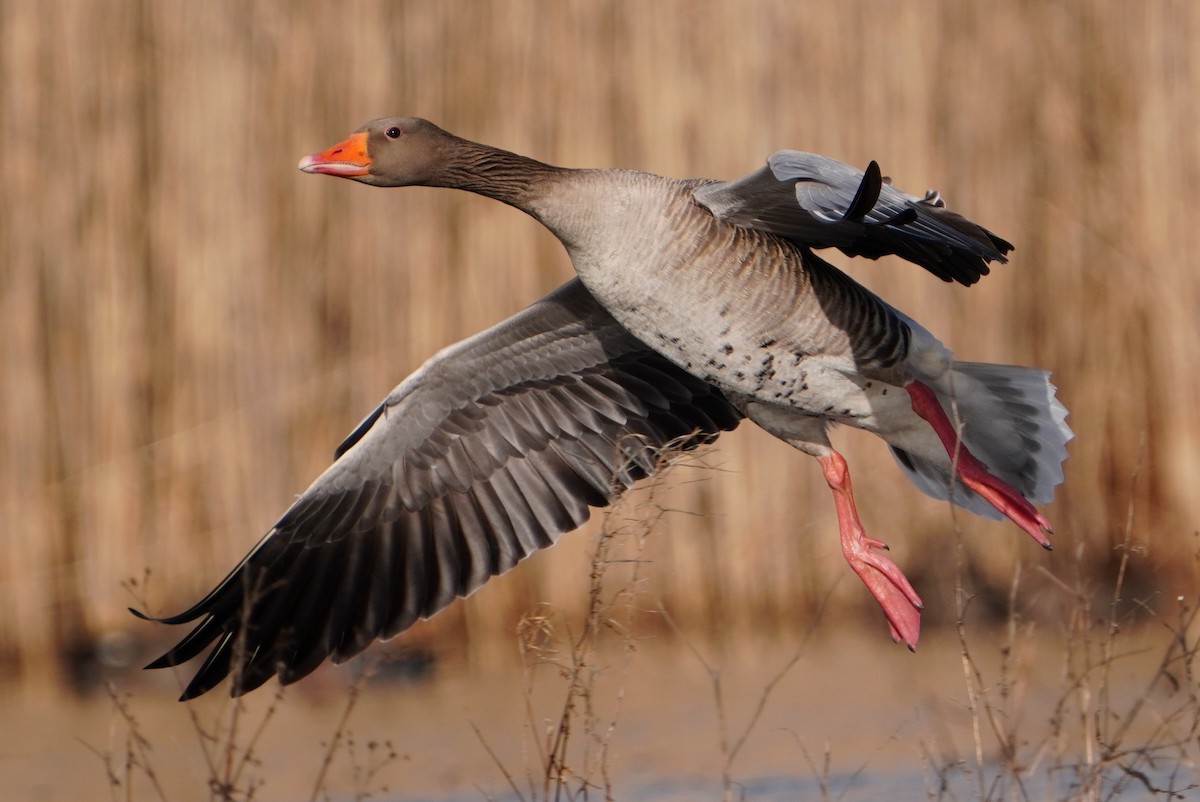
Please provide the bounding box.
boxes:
[842,161,883,223]
[990,232,1015,257]
[850,171,1014,285]
[861,215,1010,286]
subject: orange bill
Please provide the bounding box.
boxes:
[297,131,370,176]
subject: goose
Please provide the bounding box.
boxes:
[138,118,1071,700]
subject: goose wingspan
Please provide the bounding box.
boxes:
[693,151,1013,286]
[137,279,741,699]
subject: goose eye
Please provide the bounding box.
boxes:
[385,127,401,139]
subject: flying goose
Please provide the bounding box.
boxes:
[138,118,1070,700]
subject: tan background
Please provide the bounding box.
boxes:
[2,0,1196,692]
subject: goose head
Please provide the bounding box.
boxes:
[298,117,456,187]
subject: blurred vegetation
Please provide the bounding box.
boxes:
[1,0,1197,692]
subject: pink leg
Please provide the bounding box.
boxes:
[905,380,1053,548]
[817,450,923,649]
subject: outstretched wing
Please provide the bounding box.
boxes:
[693,151,1013,286]
[137,279,742,699]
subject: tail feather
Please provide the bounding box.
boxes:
[890,361,1071,516]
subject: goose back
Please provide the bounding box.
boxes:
[530,170,915,416]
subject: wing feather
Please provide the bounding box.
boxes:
[139,279,742,699]
[693,151,1013,285]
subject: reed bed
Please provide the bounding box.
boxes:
[1,0,1197,690]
